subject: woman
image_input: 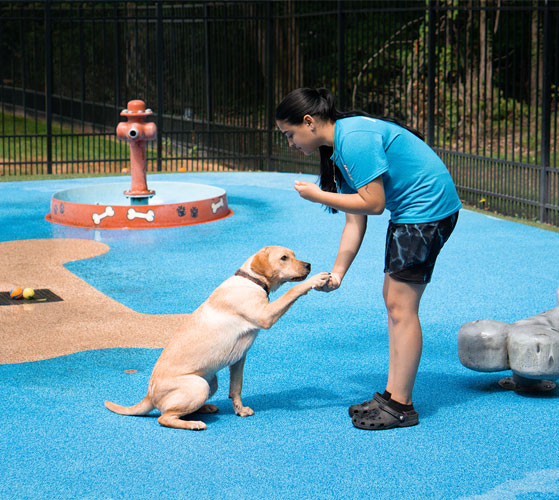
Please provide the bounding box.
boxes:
[275,87,461,430]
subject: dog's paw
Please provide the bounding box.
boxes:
[197,404,219,414]
[309,272,331,290]
[235,406,255,417]
[190,421,208,431]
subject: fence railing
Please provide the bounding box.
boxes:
[1,1,558,225]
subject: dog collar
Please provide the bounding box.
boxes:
[234,269,270,297]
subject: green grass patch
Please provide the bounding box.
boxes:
[1,111,156,174]
[463,205,559,233]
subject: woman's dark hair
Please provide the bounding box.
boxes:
[275,87,424,213]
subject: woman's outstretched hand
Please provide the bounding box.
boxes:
[294,181,323,203]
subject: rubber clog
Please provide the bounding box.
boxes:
[348,392,388,417]
[352,400,419,430]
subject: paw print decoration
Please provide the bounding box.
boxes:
[175,205,198,219]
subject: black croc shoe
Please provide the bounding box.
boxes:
[348,392,388,418]
[352,400,419,430]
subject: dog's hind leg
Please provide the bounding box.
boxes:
[198,375,219,414]
[158,412,208,430]
[157,375,211,430]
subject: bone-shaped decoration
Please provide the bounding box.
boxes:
[127,208,155,222]
[211,197,224,213]
[458,289,559,380]
[92,206,115,225]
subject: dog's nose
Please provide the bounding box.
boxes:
[303,261,311,271]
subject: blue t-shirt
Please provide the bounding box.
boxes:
[331,116,462,223]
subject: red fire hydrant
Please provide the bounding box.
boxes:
[116,99,157,198]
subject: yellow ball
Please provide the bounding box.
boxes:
[22,288,35,299]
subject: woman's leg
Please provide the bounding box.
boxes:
[383,273,426,405]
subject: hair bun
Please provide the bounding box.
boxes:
[314,88,337,119]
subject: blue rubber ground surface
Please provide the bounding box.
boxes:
[1,172,559,500]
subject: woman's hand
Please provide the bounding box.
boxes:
[295,178,384,216]
[316,272,342,293]
[294,181,323,203]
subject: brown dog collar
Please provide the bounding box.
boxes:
[234,269,270,297]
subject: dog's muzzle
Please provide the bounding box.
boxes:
[292,261,311,281]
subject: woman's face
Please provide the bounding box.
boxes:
[276,117,321,156]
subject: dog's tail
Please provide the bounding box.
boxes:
[104,395,154,416]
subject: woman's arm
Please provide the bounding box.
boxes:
[320,212,367,292]
[332,212,368,279]
[294,177,385,215]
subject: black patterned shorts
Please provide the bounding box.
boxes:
[384,211,459,284]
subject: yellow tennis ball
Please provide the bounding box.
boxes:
[22,288,35,299]
[10,287,23,299]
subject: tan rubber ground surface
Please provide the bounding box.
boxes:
[0,238,186,364]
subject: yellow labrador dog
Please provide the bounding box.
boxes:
[105,246,330,430]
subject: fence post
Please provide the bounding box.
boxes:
[156,0,163,172]
[266,0,274,172]
[539,0,551,223]
[203,3,212,129]
[44,0,53,174]
[113,3,120,126]
[337,0,345,108]
[427,0,436,147]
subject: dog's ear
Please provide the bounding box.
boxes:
[250,248,271,278]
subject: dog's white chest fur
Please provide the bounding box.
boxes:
[197,303,259,372]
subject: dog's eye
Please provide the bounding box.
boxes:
[280,255,289,261]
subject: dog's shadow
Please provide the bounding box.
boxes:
[209,385,342,416]
[128,409,221,426]
[128,385,342,426]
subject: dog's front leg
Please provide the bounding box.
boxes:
[229,355,254,417]
[256,272,330,329]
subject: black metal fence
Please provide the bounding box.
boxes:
[1,1,558,225]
